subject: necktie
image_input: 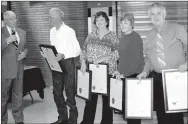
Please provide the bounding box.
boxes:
[156,32,166,69]
[11,30,18,47]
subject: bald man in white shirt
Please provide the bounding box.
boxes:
[48,8,81,124]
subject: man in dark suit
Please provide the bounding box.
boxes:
[1,10,27,124]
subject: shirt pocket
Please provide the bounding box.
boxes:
[168,38,183,49]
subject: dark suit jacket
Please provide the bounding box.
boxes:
[1,26,27,79]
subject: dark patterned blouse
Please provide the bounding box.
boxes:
[81,31,119,75]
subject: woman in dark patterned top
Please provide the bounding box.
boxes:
[80,11,119,124]
[114,13,144,124]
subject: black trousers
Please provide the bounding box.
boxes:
[80,94,113,124]
[122,74,141,124]
[150,71,184,124]
[52,58,78,122]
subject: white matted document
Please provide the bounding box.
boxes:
[89,63,108,95]
[39,44,63,73]
[162,69,188,113]
[76,67,92,100]
[125,78,153,119]
[109,77,124,111]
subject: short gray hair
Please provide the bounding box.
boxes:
[3,11,16,20]
[49,7,64,21]
[148,2,166,17]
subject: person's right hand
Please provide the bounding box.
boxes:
[40,51,46,58]
[137,71,148,79]
[80,61,86,73]
[6,35,17,44]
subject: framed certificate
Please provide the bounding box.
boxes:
[162,69,188,113]
[125,78,153,119]
[109,76,125,111]
[39,44,63,73]
[76,67,92,100]
[88,63,109,95]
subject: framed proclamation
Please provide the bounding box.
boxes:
[125,78,153,119]
[39,44,63,73]
[88,63,109,95]
[76,67,92,100]
[162,69,188,113]
[109,76,125,111]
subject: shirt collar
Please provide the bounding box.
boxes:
[156,20,168,34]
[56,22,65,31]
[6,25,12,35]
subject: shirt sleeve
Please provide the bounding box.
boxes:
[50,28,53,45]
[1,33,9,51]
[110,33,119,61]
[135,34,144,70]
[143,35,152,74]
[65,30,81,58]
[177,25,188,63]
[80,33,91,62]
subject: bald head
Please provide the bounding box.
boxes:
[49,7,64,21]
[3,11,16,21]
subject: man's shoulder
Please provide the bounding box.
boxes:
[50,27,56,32]
[17,27,26,34]
[1,26,6,32]
[146,28,156,38]
[63,24,75,33]
[132,31,142,38]
[166,21,185,31]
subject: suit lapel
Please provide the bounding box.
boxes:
[16,28,23,50]
[2,26,10,39]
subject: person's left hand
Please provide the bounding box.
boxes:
[112,71,124,80]
[17,51,26,60]
[55,53,65,61]
[178,63,187,72]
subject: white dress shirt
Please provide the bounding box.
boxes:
[6,25,20,44]
[50,23,81,59]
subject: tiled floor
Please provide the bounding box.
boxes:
[7,87,187,124]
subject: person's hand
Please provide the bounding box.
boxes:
[112,71,119,77]
[55,53,65,61]
[93,60,99,67]
[112,71,124,80]
[137,71,148,79]
[6,35,17,45]
[178,63,187,72]
[40,51,46,58]
[17,51,26,60]
[80,61,86,73]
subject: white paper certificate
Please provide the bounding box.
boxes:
[76,69,91,100]
[41,47,63,72]
[125,78,153,119]
[89,64,108,94]
[110,78,123,111]
[162,69,188,113]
